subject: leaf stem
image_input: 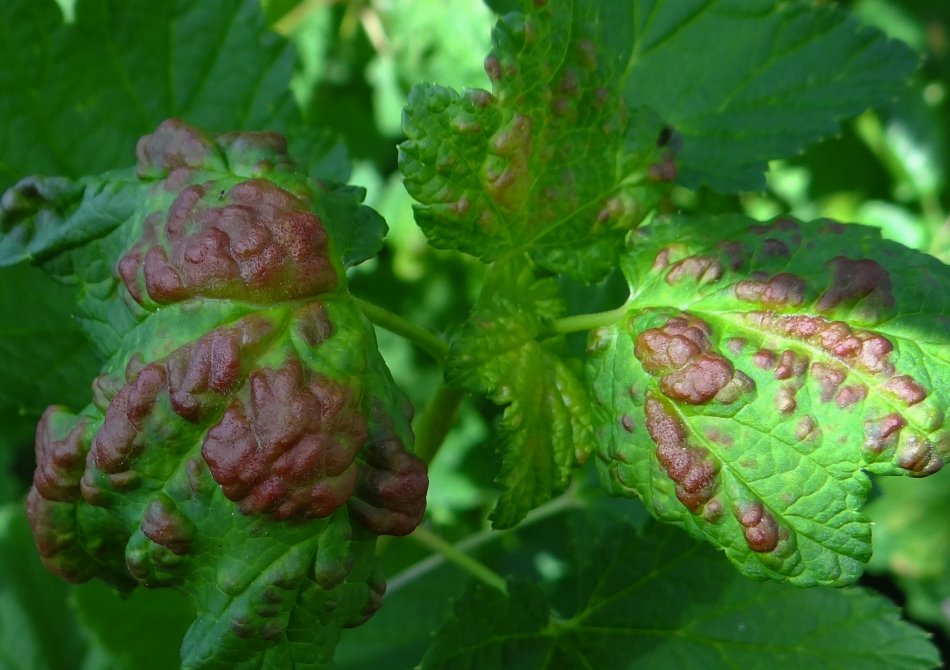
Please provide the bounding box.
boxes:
[352,296,449,364]
[545,303,630,335]
[387,487,583,596]
[413,383,466,463]
[408,525,508,594]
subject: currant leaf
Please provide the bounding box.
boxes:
[589,215,950,585]
[8,119,426,669]
[447,262,595,528]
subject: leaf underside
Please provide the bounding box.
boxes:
[589,215,950,586]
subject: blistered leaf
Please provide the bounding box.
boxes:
[589,215,950,585]
[400,0,916,279]
[447,262,595,528]
[422,521,939,669]
[10,120,427,669]
[401,3,667,282]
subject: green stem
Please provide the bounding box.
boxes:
[413,383,466,463]
[408,525,508,594]
[352,296,449,364]
[546,303,631,335]
[387,487,583,595]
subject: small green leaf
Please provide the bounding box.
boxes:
[400,3,666,282]
[447,262,595,528]
[589,214,950,585]
[422,521,940,670]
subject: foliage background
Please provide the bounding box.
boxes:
[0,0,948,668]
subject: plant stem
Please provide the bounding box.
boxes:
[413,383,466,464]
[546,303,630,335]
[352,296,449,364]
[408,525,508,594]
[387,487,583,596]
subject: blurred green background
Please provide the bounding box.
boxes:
[1,0,948,668]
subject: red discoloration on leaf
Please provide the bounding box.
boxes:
[665,255,723,285]
[141,496,195,555]
[635,315,749,405]
[753,349,777,370]
[811,362,847,403]
[776,386,797,414]
[818,257,895,315]
[735,501,779,552]
[26,488,96,582]
[863,413,906,455]
[796,416,820,442]
[835,384,869,408]
[884,375,928,406]
[644,395,719,511]
[120,179,337,306]
[33,409,89,502]
[135,118,219,178]
[733,273,806,307]
[87,363,167,477]
[166,316,274,421]
[761,238,791,259]
[202,360,368,520]
[743,314,910,394]
[774,350,808,381]
[897,435,944,476]
[661,355,734,405]
[348,438,429,536]
[620,414,635,432]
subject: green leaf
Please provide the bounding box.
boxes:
[447,262,595,528]
[400,1,915,277]
[400,4,667,282]
[0,263,101,414]
[13,120,428,669]
[0,504,89,670]
[71,581,193,670]
[422,521,939,670]
[622,0,918,192]
[0,0,297,191]
[589,214,950,585]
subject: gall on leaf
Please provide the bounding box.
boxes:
[10,119,427,669]
[589,215,950,586]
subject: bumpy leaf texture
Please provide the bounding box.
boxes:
[446,263,595,528]
[2,120,427,669]
[589,215,950,586]
[400,0,915,280]
[422,521,939,669]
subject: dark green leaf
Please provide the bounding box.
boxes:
[448,262,595,528]
[0,0,297,191]
[589,215,950,585]
[0,504,88,670]
[623,0,918,191]
[0,263,100,414]
[71,581,193,670]
[423,521,939,670]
